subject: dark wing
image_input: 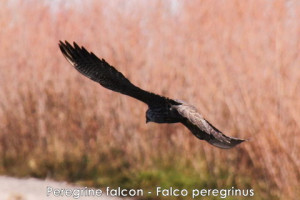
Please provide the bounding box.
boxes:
[174,104,245,149]
[59,41,174,106]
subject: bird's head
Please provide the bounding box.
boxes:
[146,116,150,123]
[145,109,152,123]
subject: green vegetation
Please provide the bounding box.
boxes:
[0,144,275,200]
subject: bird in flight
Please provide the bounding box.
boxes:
[59,41,245,149]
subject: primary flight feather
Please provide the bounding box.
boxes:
[59,41,245,149]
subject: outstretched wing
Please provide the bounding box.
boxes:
[174,104,245,149]
[59,41,172,106]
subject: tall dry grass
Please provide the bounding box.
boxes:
[0,0,299,199]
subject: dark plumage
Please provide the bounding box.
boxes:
[59,41,245,149]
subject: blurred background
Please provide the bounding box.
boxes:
[0,0,299,199]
